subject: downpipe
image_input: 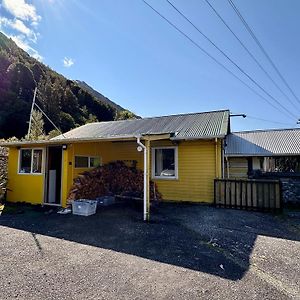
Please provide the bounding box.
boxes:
[136,136,147,221]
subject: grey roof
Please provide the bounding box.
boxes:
[225,128,300,156]
[53,110,230,141]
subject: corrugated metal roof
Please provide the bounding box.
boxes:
[53,110,230,141]
[225,128,300,156]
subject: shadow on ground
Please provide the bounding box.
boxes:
[0,202,299,281]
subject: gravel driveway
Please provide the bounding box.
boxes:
[0,202,299,299]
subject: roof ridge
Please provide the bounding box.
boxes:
[141,109,229,120]
[86,109,230,126]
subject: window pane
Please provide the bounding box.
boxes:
[32,150,43,173]
[75,156,89,168]
[89,157,101,168]
[155,148,175,177]
[19,149,32,173]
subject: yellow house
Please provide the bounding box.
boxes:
[2,110,230,220]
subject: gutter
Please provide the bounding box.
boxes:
[0,133,228,147]
[0,133,174,148]
[0,136,139,147]
[170,134,226,141]
[225,153,300,157]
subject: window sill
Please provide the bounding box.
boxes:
[17,172,43,176]
[74,167,96,169]
[152,176,178,181]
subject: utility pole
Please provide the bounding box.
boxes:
[27,87,66,140]
[27,87,37,138]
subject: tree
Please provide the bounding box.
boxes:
[7,62,36,102]
[115,110,137,120]
[86,114,98,123]
[31,63,45,82]
[62,86,78,114]
[48,129,61,139]
[0,32,122,139]
[27,109,46,140]
[37,75,62,132]
[59,111,76,132]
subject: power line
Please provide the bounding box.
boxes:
[247,116,296,127]
[141,0,291,119]
[164,0,298,120]
[232,113,297,127]
[34,102,65,137]
[227,0,300,106]
[204,0,300,113]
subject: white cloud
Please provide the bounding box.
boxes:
[13,19,35,39]
[31,21,38,27]
[10,34,43,61]
[1,1,43,61]
[63,57,74,67]
[0,17,37,42]
[9,34,29,50]
[31,51,43,61]
[2,0,41,23]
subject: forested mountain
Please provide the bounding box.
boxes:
[0,32,127,139]
[75,80,125,113]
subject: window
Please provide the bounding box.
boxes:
[75,156,101,168]
[75,156,89,168]
[152,147,178,179]
[89,157,101,168]
[19,149,43,174]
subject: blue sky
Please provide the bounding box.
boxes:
[1,0,300,131]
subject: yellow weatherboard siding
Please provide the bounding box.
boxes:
[71,141,144,179]
[7,147,45,204]
[152,140,220,203]
[6,138,222,206]
[66,141,144,206]
[69,139,221,204]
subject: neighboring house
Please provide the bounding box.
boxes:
[225,129,300,178]
[1,110,230,215]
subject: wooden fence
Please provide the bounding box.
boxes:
[214,179,282,211]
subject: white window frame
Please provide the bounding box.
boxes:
[151,146,178,180]
[89,156,102,168]
[74,155,102,169]
[18,148,44,175]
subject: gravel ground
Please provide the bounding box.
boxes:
[0,202,299,300]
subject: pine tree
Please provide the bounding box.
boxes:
[27,109,46,140]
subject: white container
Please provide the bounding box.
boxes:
[72,200,97,216]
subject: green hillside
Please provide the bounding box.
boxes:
[75,80,125,113]
[0,32,124,139]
